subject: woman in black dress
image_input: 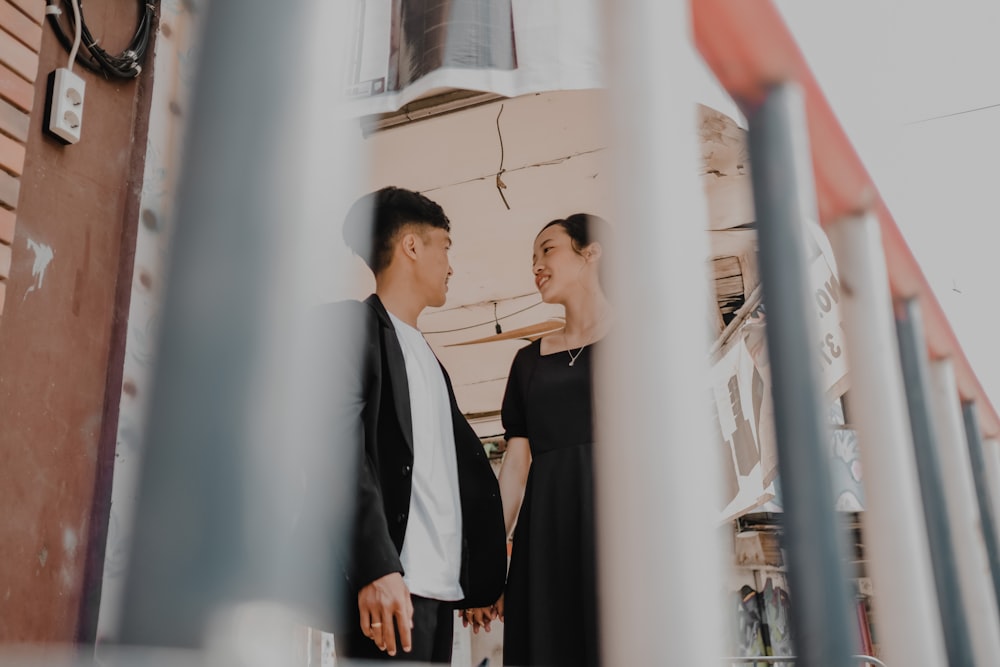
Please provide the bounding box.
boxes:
[493,213,612,667]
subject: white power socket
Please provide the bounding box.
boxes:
[47,68,86,144]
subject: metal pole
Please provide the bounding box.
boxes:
[746,83,857,666]
[984,439,1000,551]
[119,0,364,650]
[596,0,726,664]
[962,401,1000,610]
[928,360,1000,653]
[823,215,946,665]
[719,658,887,667]
[895,297,978,665]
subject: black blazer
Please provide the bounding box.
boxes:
[324,295,506,626]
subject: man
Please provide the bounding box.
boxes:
[328,186,506,662]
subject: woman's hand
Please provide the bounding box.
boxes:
[458,601,500,633]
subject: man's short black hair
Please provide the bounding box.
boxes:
[342,186,451,275]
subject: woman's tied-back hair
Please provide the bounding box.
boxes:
[540,213,612,287]
[343,186,451,275]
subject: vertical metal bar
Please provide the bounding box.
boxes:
[928,359,1000,659]
[962,401,1000,610]
[746,83,857,666]
[983,439,1000,551]
[824,215,946,666]
[895,297,976,664]
[596,1,726,664]
[119,0,363,649]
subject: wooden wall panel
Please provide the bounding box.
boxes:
[6,0,43,25]
[0,96,29,141]
[0,206,13,243]
[0,1,43,51]
[0,0,41,318]
[0,168,19,207]
[0,61,35,110]
[0,131,25,174]
[0,240,10,278]
[0,25,39,80]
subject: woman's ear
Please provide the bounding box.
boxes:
[584,242,603,263]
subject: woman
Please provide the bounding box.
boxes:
[475,213,612,667]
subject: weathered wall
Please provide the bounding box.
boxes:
[0,1,153,642]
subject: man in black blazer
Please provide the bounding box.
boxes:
[330,186,506,663]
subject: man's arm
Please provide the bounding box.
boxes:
[320,301,401,584]
[323,301,412,654]
[350,449,403,586]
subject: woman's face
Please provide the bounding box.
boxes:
[532,225,593,304]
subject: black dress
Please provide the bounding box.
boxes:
[501,339,599,667]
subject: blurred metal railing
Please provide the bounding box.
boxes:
[117,0,366,654]
[595,1,726,664]
[722,657,887,667]
[85,1,1000,666]
[746,83,858,667]
[696,3,1000,666]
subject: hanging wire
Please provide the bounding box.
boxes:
[906,102,1000,125]
[495,104,511,210]
[423,299,546,335]
[46,0,156,79]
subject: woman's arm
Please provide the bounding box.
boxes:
[498,436,532,538]
[457,438,530,630]
[493,437,531,623]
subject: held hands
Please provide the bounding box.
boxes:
[358,572,413,656]
[458,594,504,634]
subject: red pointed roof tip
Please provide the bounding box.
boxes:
[692,0,1000,437]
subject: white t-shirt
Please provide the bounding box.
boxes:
[388,312,465,601]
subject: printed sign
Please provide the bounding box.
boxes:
[714,228,852,519]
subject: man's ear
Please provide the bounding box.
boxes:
[399,231,419,260]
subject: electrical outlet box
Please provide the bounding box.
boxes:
[47,68,86,144]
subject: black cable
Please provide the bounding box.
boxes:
[46,0,156,79]
[423,299,547,335]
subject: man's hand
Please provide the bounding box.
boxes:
[459,594,503,634]
[459,606,493,634]
[358,572,413,656]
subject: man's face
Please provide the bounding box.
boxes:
[413,226,453,308]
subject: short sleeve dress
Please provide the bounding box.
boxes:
[501,339,599,667]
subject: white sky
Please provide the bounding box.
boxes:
[761,2,1000,408]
